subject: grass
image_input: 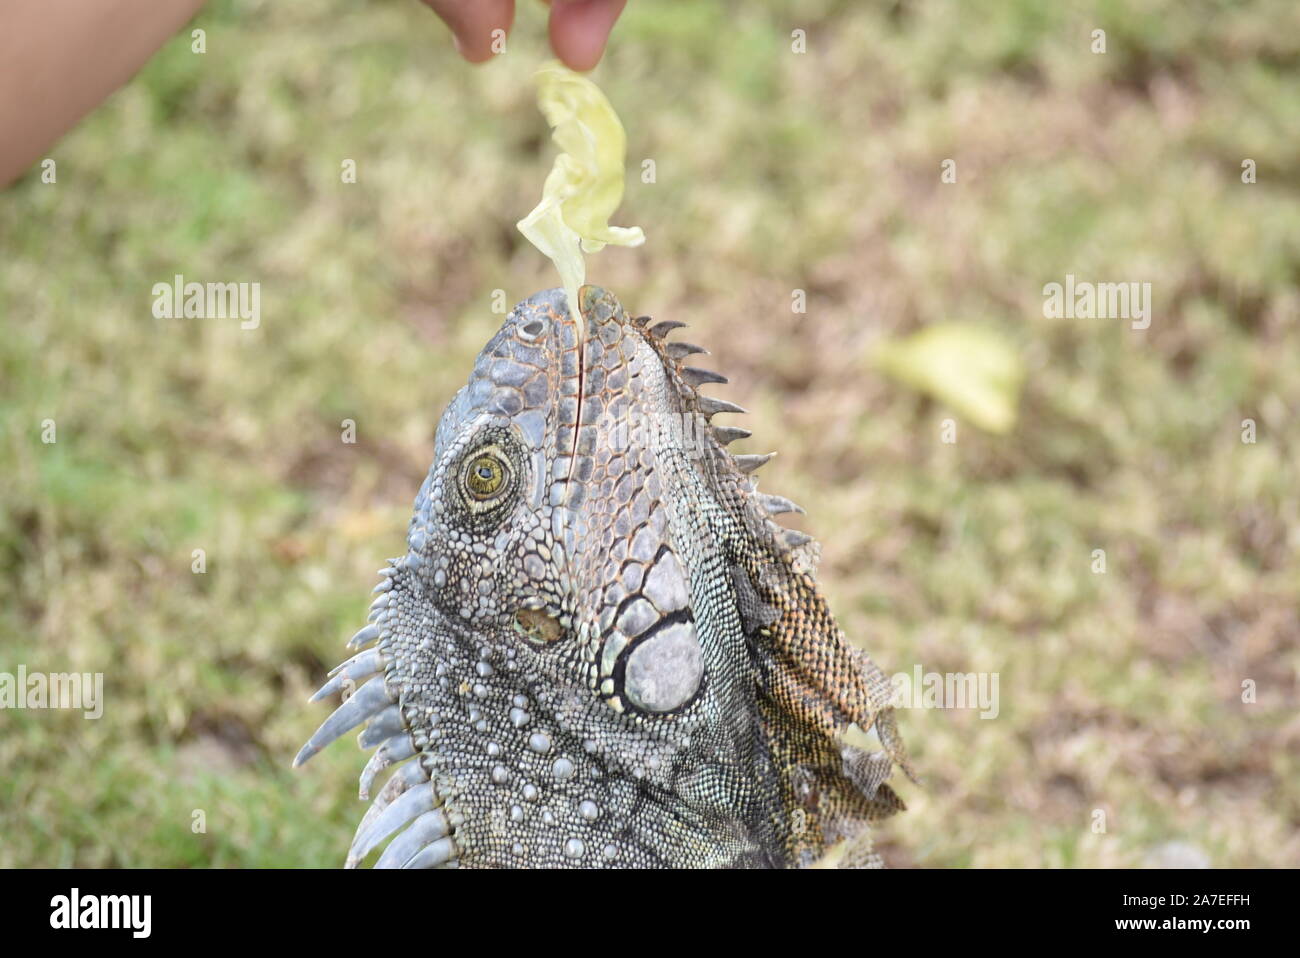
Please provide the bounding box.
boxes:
[1,0,1297,867]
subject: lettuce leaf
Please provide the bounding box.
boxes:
[517,62,645,330]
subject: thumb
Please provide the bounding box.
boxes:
[547,0,627,71]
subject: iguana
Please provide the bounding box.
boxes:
[295,285,915,868]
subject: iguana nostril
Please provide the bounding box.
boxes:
[514,607,563,644]
[520,319,546,338]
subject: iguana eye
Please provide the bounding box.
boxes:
[465,455,504,498]
[458,445,513,510]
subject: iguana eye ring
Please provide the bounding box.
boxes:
[460,446,511,504]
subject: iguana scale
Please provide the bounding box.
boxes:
[295,286,914,868]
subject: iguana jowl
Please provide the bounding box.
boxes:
[296,286,914,868]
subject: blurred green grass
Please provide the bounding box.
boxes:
[1,0,1297,866]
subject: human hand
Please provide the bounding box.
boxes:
[422,0,627,71]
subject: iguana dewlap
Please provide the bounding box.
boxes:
[296,286,914,868]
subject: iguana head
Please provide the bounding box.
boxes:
[296,286,912,868]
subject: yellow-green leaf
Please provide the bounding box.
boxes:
[517,62,644,330]
[874,323,1024,434]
